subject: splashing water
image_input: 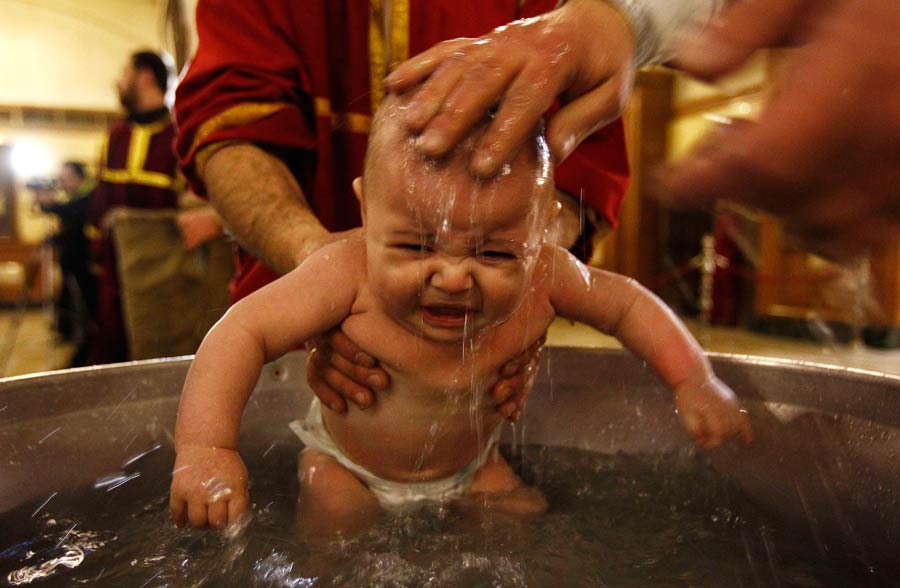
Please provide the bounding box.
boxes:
[1,441,885,588]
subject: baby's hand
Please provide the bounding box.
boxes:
[674,376,753,449]
[170,446,249,529]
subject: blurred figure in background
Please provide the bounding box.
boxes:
[33,162,96,366]
[86,50,181,364]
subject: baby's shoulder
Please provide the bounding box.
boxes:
[531,244,581,286]
[304,236,367,275]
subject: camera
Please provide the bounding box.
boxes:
[25,177,58,191]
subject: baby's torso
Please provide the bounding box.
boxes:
[321,285,555,483]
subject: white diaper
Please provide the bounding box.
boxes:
[289,398,501,510]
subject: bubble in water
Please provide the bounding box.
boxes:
[7,548,84,585]
[250,551,316,588]
[222,512,253,542]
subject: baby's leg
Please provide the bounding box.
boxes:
[295,448,381,539]
[466,452,547,516]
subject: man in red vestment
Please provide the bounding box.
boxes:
[175,0,629,301]
[87,51,181,363]
[174,0,630,413]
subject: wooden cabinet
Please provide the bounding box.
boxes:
[0,145,55,303]
[754,215,900,347]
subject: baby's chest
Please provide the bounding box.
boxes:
[341,316,518,393]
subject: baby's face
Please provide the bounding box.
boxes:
[362,150,552,343]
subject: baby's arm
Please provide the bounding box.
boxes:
[544,247,752,449]
[170,239,364,529]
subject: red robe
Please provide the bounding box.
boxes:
[88,110,180,363]
[175,0,630,302]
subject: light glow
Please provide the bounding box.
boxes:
[10,140,53,180]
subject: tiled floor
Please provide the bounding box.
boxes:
[0,308,75,377]
[2,308,899,379]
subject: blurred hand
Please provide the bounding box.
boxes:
[170,445,249,529]
[306,328,390,413]
[674,375,753,450]
[657,0,900,259]
[176,207,223,250]
[384,0,635,176]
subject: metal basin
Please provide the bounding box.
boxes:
[1,348,898,575]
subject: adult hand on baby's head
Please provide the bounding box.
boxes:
[170,446,249,529]
[492,333,546,422]
[674,376,753,450]
[383,0,634,176]
[306,328,390,413]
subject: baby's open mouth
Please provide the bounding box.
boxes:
[420,304,475,327]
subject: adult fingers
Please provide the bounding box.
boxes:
[403,56,469,134]
[675,0,809,80]
[499,333,544,379]
[307,361,348,413]
[326,328,376,368]
[417,56,522,161]
[492,372,525,405]
[546,71,632,164]
[529,332,547,355]
[331,351,387,391]
[320,362,375,409]
[468,63,569,176]
[383,38,471,93]
[207,500,228,529]
[654,62,833,213]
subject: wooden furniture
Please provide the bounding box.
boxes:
[754,215,900,347]
[0,145,55,304]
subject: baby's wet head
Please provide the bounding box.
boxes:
[363,93,554,229]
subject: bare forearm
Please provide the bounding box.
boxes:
[203,143,330,275]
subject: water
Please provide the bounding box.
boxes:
[0,444,887,587]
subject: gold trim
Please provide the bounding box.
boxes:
[314,97,331,118]
[84,224,102,240]
[126,125,152,173]
[190,102,290,158]
[98,135,109,169]
[101,120,175,189]
[315,97,372,134]
[100,168,174,189]
[369,0,386,113]
[369,0,410,113]
[194,141,237,178]
[391,0,410,71]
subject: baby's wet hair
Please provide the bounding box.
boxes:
[364,91,553,199]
